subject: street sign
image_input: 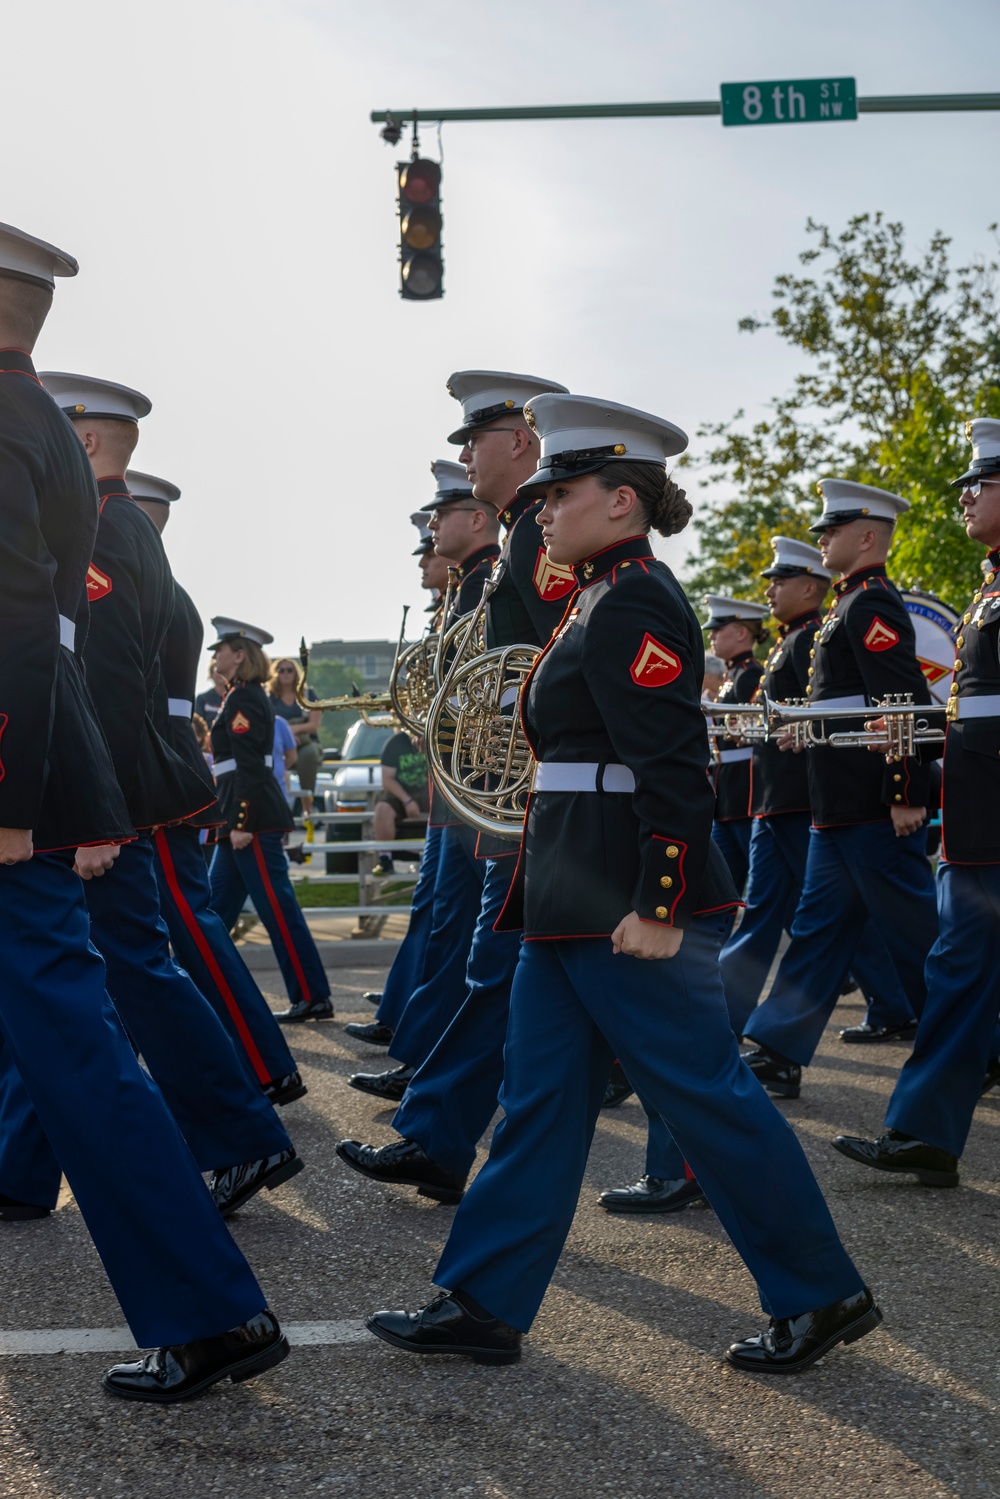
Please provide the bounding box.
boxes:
[720,77,857,127]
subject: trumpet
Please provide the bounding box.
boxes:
[296,640,399,727]
[702,702,770,742]
[765,693,948,757]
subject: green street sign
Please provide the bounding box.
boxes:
[720,77,857,127]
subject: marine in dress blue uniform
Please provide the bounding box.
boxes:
[127,469,303,1102]
[0,223,286,1398]
[833,420,1000,1184]
[719,537,916,1041]
[743,480,938,1098]
[365,394,880,1374]
[340,370,574,1193]
[348,455,503,1098]
[703,595,768,892]
[206,618,333,1023]
[0,374,295,1219]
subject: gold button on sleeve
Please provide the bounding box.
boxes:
[665,845,679,858]
[894,794,903,802]
[654,906,669,920]
[893,773,902,782]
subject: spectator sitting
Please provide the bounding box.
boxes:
[372,729,429,875]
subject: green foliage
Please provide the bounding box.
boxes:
[302,658,364,749]
[682,214,1000,611]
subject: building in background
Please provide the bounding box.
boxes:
[310,639,395,693]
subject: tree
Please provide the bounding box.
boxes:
[302,658,364,750]
[681,215,1000,610]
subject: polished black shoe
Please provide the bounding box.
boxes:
[741,1045,801,1099]
[840,1019,918,1045]
[263,1071,308,1106]
[725,1286,881,1374]
[210,1148,306,1217]
[831,1130,958,1186]
[343,1020,394,1047]
[103,1308,289,1403]
[598,1175,706,1214]
[981,1057,1000,1097]
[601,1059,635,1109]
[366,1290,521,1365]
[362,991,382,1007]
[0,1193,50,1222]
[337,1137,466,1203]
[275,996,334,1024]
[348,1063,415,1101]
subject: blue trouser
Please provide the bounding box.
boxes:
[0,839,290,1211]
[387,823,485,1070]
[0,853,264,1348]
[210,833,330,1009]
[744,822,938,1068]
[886,862,1000,1156]
[376,825,443,1032]
[152,824,297,1084]
[434,925,865,1332]
[711,818,751,893]
[392,855,522,1176]
[720,813,916,1037]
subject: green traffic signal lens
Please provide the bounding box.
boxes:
[402,253,443,298]
[399,159,440,205]
[402,206,442,250]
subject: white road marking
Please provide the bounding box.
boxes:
[0,1319,369,1356]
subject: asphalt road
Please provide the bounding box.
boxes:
[1,967,997,1499]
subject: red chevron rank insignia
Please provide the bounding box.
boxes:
[630,633,682,687]
[86,563,112,601]
[532,548,576,601]
[863,617,900,652]
[917,656,949,686]
[231,711,251,734]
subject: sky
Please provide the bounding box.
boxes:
[5,0,1000,658]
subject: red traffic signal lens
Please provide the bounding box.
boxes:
[402,253,443,298]
[399,159,440,205]
[402,206,442,250]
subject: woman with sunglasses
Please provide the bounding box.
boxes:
[268,657,322,817]
[208,618,333,1024]
[365,394,879,1377]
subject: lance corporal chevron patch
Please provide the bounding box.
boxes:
[85,563,112,601]
[630,633,682,687]
[532,548,576,602]
[863,617,899,652]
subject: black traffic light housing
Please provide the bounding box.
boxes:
[397,157,443,300]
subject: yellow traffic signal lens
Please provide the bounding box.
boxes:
[399,160,440,204]
[402,253,443,298]
[402,206,442,250]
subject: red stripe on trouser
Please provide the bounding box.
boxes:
[251,835,315,1005]
[153,828,271,1084]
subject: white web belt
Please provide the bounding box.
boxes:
[168,698,193,717]
[58,614,75,651]
[533,762,635,793]
[214,755,272,775]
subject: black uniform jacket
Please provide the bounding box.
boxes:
[448,542,501,626]
[939,548,1000,864]
[151,581,222,830]
[84,479,214,831]
[806,564,931,827]
[478,497,577,859]
[750,611,821,818]
[0,351,133,850]
[211,681,294,836]
[497,536,739,937]
[712,652,764,822]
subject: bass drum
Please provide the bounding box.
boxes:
[901,589,961,705]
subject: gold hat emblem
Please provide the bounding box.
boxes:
[446,383,455,397]
[524,406,537,431]
[966,419,974,440]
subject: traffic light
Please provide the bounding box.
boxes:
[397,157,443,300]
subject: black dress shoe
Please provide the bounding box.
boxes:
[263,1071,308,1106]
[831,1130,959,1186]
[362,991,382,1007]
[343,1020,394,1046]
[0,1193,50,1222]
[348,1064,415,1101]
[840,1019,918,1044]
[725,1286,881,1373]
[741,1046,801,1099]
[210,1148,306,1217]
[981,1057,1000,1097]
[275,996,335,1024]
[336,1138,466,1203]
[103,1308,288,1403]
[601,1059,635,1109]
[366,1290,521,1365]
[598,1175,706,1214]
